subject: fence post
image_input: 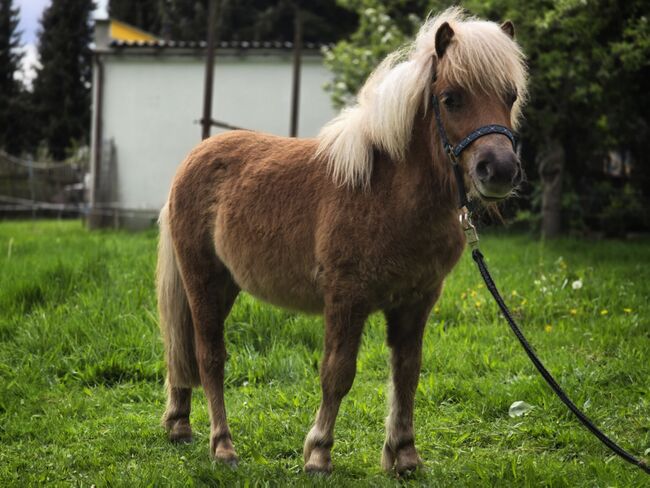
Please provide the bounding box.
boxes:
[27,156,36,219]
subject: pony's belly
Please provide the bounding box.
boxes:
[232,268,324,314]
[236,267,324,314]
[213,232,324,314]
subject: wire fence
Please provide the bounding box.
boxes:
[0,150,87,218]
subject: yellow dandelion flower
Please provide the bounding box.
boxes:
[569,309,577,315]
[511,290,518,297]
[475,301,482,308]
[623,308,632,313]
[544,324,552,333]
[434,306,440,313]
[521,299,527,306]
[470,290,477,298]
[600,309,608,316]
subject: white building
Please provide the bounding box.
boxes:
[89,20,337,229]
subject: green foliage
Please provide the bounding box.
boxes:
[593,182,648,237]
[324,2,419,107]
[0,220,649,485]
[30,0,95,160]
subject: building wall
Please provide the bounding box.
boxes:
[97,52,337,215]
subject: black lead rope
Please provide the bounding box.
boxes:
[431,94,649,474]
[473,249,649,475]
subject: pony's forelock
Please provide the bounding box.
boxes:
[317,6,529,188]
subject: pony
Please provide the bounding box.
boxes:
[157,7,528,475]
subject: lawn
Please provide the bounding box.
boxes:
[0,220,648,486]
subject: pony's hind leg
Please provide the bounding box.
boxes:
[164,386,193,442]
[381,291,439,475]
[173,240,240,465]
[303,300,368,474]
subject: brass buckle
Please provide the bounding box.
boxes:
[459,206,479,250]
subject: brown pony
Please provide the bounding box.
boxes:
[157,7,528,475]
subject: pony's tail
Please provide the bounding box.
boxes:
[157,203,200,388]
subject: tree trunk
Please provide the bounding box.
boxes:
[537,139,565,238]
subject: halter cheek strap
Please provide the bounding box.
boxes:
[431,94,516,209]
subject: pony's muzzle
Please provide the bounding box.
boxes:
[472,145,521,199]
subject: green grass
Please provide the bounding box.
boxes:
[0,220,648,487]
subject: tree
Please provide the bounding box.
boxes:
[323,1,426,107]
[0,0,23,154]
[31,0,95,160]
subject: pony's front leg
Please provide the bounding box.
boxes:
[381,291,439,475]
[303,300,368,474]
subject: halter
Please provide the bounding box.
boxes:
[431,94,516,210]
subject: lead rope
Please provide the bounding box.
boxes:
[431,91,649,474]
[459,191,649,475]
[464,217,650,473]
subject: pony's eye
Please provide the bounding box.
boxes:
[442,91,463,111]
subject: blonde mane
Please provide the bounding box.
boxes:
[317,7,528,188]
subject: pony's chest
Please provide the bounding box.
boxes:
[405,231,464,279]
[366,219,465,304]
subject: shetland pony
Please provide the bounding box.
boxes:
[157,7,528,475]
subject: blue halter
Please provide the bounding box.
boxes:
[431,94,516,208]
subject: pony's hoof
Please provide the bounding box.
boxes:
[213,448,239,468]
[304,448,332,475]
[382,442,422,476]
[166,419,193,443]
[213,453,239,469]
[395,450,422,477]
[212,434,238,468]
[395,459,421,477]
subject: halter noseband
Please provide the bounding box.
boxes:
[431,94,516,209]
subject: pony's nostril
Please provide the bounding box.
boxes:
[476,160,490,181]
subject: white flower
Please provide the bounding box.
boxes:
[572,279,583,290]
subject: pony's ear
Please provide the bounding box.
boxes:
[435,22,455,59]
[500,20,515,39]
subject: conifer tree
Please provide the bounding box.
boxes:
[31,0,95,160]
[0,0,23,154]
